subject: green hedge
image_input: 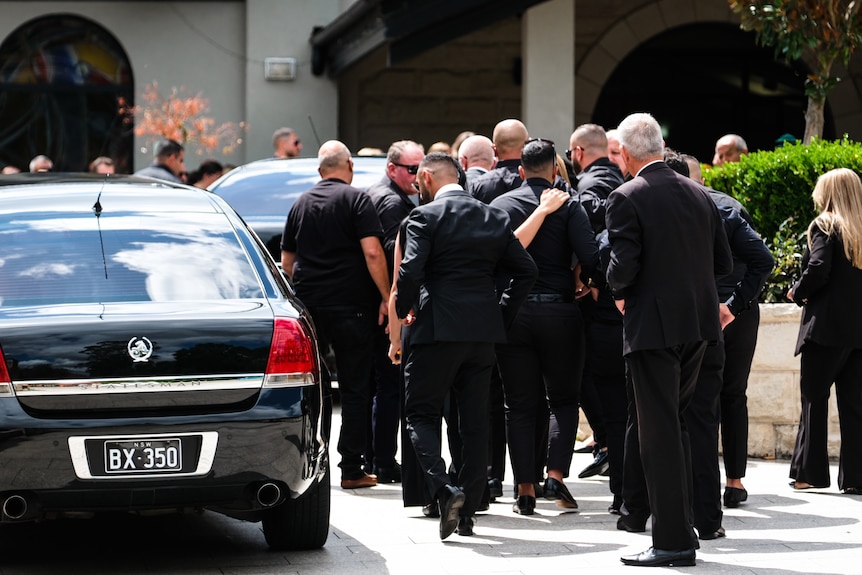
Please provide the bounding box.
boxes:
[703,137,862,302]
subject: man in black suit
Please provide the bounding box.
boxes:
[390,152,537,539]
[666,149,774,540]
[605,113,732,567]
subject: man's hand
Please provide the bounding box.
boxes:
[719,303,736,329]
[388,342,402,365]
[378,300,388,326]
[537,188,569,215]
[615,298,625,315]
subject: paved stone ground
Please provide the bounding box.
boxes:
[295,408,862,575]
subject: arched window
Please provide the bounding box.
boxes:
[0,14,133,173]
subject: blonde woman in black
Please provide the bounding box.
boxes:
[789,168,862,494]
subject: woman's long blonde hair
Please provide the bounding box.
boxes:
[809,168,862,269]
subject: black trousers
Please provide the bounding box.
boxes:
[496,301,584,485]
[578,297,608,449]
[487,364,508,482]
[368,324,401,472]
[404,341,493,516]
[309,305,377,480]
[720,307,760,479]
[790,342,862,490]
[626,342,706,550]
[588,319,626,498]
[683,340,725,533]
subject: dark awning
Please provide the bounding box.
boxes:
[310,0,549,76]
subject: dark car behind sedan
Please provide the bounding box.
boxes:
[0,174,330,550]
[209,156,389,260]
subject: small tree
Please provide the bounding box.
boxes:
[729,0,862,143]
[132,82,246,155]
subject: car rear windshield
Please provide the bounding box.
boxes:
[0,210,265,307]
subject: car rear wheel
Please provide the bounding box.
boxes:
[262,465,331,550]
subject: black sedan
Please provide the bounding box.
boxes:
[0,173,330,550]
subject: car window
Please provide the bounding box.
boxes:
[211,158,386,218]
[0,210,264,307]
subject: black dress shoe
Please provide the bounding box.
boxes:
[620,546,696,567]
[616,513,647,533]
[488,477,503,501]
[542,477,578,509]
[609,494,623,515]
[578,449,610,479]
[513,495,536,515]
[698,525,726,540]
[723,486,748,507]
[844,487,862,495]
[436,485,466,540]
[422,503,439,518]
[374,463,402,484]
[456,516,474,536]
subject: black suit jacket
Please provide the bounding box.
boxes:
[395,187,537,345]
[792,225,862,354]
[605,162,733,355]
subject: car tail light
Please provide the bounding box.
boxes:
[0,346,13,397]
[263,317,318,388]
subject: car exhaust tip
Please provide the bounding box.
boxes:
[3,494,28,520]
[256,482,282,507]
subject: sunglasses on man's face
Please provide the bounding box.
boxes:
[392,162,419,175]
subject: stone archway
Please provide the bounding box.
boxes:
[575,0,740,124]
[575,1,844,161]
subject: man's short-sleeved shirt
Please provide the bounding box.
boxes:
[281,178,384,308]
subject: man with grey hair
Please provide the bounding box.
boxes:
[606,113,732,567]
[713,133,748,166]
[281,140,390,490]
[457,135,495,183]
[364,139,425,484]
[272,127,302,158]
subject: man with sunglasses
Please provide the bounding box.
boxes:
[365,140,425,486]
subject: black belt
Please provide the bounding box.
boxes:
[525,293,572,303]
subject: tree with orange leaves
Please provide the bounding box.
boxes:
[730,0,862,144]
[132,82,247,155]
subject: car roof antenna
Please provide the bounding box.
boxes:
[93,185,109,279]
[308,115,322,148]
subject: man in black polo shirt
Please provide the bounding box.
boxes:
[364,139,424,483]
[281,140,391,489]
[490,138,598,514]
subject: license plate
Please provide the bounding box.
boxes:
[104,438,182,474]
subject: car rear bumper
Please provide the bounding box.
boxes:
[0,388,328,522]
